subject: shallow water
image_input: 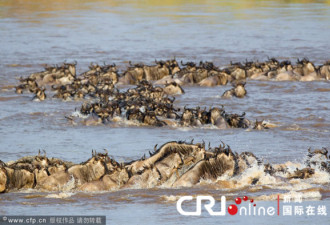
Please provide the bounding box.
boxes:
[0,0,329,224]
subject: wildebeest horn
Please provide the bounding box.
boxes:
[190,138,194,144]
[181,61,187,66]
[322,147,328,155]
[308,147,312,154]
[154,144,158,152]
[220,141,225,149]
[43,150,46,157]
[113,63,116,67]
[38,149,41,157]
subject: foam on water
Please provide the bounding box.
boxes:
[45,192,76,199]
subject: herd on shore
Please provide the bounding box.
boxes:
[0,141,329,193]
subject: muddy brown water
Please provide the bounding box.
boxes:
[0,0,329,224]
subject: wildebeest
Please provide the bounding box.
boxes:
[319,61,330,80]
[118,60,180,85]
[1,142,329,193]
[163,82,185,95]
[0,161,8,193]
[199,71,228,87]
[253,119,269,130]
[32,87,47,101]
[222,81,247,98]
[288,168,315,179]
[67,153,109,185]
[5,167,35,190]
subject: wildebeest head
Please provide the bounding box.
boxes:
[47,160,68,175]
[318,61,330,80]
[266,57,279,69]
[92,149,118,172]
[279,60,292,71]
[166,59,180,75]
[143,112,166,127]
[225,112,249,128]
[297,58,316,76]
[68,151,110,184]
[181,61,197,72]
[197,107,210,125]
[63,61,77,76]
[33,87,47,101]
[232,81,247,98]
[264,163,275,175]
[81,102,92,115]
[209,107,225,126]
[15,84,26,94]
[163,81,185,95]
[253,119,269,130]
[0,161,8,193]
[245,61,264,77]
[126,108,144,122]
[289,168,315,179]
[33,150,50,168]
[181,106,195,126]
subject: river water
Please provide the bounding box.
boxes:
[0,0,329,224]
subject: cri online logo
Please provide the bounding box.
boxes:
[177,195,277,216]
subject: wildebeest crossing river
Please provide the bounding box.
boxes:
[0,0,329,225]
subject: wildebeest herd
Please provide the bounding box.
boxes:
[71,80,255,128]
[4,58,329,193]
[13,58,329,128]
[0,141,328,193]
[15,58,330,101]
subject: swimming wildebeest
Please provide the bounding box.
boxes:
[118,60,180,85]
[222,81,247,98]
[163,81,185,95]
[1,142,329,193]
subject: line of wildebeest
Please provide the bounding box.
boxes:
[14,58,330,129]
[0,141,329,193]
